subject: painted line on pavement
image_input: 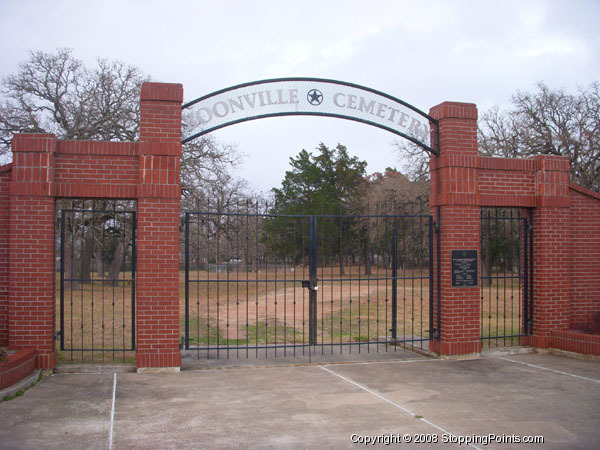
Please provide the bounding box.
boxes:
[495,356,600,383]
[321,357,443,367]
[109,372,117,450]
[319,365,482,450]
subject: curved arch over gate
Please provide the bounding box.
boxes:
[182,78,439,155]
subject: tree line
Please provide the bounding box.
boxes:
[1,49,598,281]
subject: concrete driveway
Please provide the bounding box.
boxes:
[0,351,599,449]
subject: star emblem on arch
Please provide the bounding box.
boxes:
[307,89,323,105]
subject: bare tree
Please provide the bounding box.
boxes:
[0,49,146,157]
[2,49,251,283]
[479,82,600,192]
[180,133,245,206]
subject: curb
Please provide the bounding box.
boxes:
[0,369,42,401]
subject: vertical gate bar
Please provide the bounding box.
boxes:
[355,214,361,353]
[301,214,306,355]
[101,205,105,360]
[274,205,279,356]
[60,210,66,351]
[255,201,259,357]
[428,215,434,340]
[121,211,126,359]
[225,211,230,358]
[263,201,269,358]
[494,210,499,345]
[502,210,507,345]
[216,203,221,359]
[321,207,326,354]
[199,213,204,359]
[419,216,425,349]
[516,214,522,341]
[70,204,74,360]
[486,209,492,346]
[373,218,378,353]
[374,211,385,351]
[480,210,484,343]
[131,211,136,351]
[185,213,190,349]
[206,202,211,359]
[410,214,415,348]
[338,215,343,353]
[391,227,398,341]
[401,216,406,341]
[245,201,250,358]
[110,202,115,360]
[90,208,94,361]
[309,215,317,346]
[291,213,297,356]
[529,218,534,335]
[328,216,334,354]
[236,202,241,358]
[436,206,441,341]
[523,217,529,336]
[364,217,370,353]
[509,211,514,343]
[283,212,288,356]
[80,208,85,360]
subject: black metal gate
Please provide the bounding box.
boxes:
[184,203,435,359]
[58,200,137,362]
[480,208,533,347]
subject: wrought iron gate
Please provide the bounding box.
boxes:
[58,200,136,362]
[184,204,435,359]
[480,208,533,347]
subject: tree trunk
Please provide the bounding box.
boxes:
[107,226,133,283]
[80,229,94,282]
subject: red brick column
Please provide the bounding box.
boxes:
[0,165,11,347]
[9,134,57,369]
[136,82,183,371]
[528,155,571,347]
[429,102,481,357]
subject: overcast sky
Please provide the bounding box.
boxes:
[1,0,599,193]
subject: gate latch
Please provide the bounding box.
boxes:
[301,280,318,291]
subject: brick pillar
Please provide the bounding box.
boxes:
[528,155,571,348]
[429,102,481,357]
[136,82,183,371]
[9,134,57,368]
[0,165,12,347]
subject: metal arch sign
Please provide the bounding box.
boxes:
[182,78,439,155]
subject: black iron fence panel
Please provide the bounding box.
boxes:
[184,203,434,359]
[480,208,533,347]
[57,199,136,362]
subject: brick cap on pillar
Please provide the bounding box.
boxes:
[429,102,478,121]
[533,154,570,173]
[141,82,183,102]
[11,134,57,152]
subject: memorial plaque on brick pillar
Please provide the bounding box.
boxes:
[429,102,482,357]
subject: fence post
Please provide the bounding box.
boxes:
[428,102,482,357]
[136,82,183,371]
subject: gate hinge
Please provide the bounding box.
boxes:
[433,221,440,233]
[54,331,62,341]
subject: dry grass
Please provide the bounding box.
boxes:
[183,266,431,347]
[56,274,135,363]
[55,267,528,361]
